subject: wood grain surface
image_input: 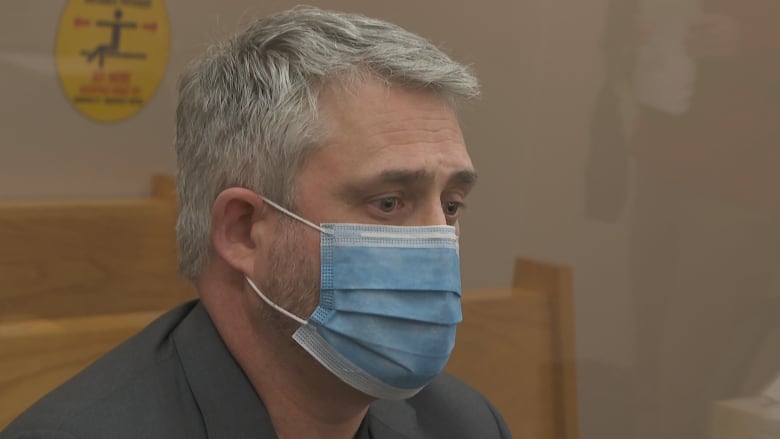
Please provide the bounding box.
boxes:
[446,257,579,439]
[0,176,195,427]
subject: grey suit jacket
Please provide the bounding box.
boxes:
[1,301,511,439]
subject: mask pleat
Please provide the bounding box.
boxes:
[315,324,452,389]
[320,289,462,324]
[311,311,457,356]
[326,245,461,294]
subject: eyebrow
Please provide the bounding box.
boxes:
[338,168,478,201]
[448,169,478,189]
[376,169,478,187]
[376,169,434,185]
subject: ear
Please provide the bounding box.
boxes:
[210,188,274,277]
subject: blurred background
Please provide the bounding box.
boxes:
[1,0,778,438]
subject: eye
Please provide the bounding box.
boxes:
[443,200,463,217]
[375,197,400,213]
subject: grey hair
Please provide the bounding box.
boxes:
[174,6,480,281]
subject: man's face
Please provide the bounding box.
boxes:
[259,80,476,326]
[298,80,476,229]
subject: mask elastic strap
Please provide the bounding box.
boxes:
[246,276,308,326]
[260,196,334,235]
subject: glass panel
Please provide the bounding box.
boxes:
[585,1,780,437]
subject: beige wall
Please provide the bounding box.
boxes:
[3,1,779,439]
[1,0,563,291]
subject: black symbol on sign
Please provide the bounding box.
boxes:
[80,9,146,68]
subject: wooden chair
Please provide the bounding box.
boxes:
[0,175,195,427]
[446,257,579,439]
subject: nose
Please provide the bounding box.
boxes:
[413,199,448,227]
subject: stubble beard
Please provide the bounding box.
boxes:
[256,215,320,340]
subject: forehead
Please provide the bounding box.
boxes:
[310,80,473,177]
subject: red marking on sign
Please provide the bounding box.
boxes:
[80,85,110,95]
[74,17,90,27]
[109,71,132,84]
[142,22,158,32]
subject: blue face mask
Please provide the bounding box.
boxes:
[246,198,463,400]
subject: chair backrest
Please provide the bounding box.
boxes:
[0,175,195,427]
[446,256,579,439]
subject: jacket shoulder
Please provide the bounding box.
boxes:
[370,373,512,438]
[1,302,203,439]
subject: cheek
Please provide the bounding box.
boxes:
[305,233,322,279]
[298,233,323,317]
[263,225,322,320]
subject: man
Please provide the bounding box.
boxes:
[1,6,510,439]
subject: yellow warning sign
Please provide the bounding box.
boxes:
[56,0,170,123]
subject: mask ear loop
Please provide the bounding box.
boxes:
[245,195,331,326]
[259,196,334,235]
[245,276,308,326]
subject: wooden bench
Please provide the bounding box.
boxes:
[0,175,196,427]
[447,257,579,439]
[0,177,579,438]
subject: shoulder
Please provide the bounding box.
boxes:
[369,373,512,438]
[1,302,205,439]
